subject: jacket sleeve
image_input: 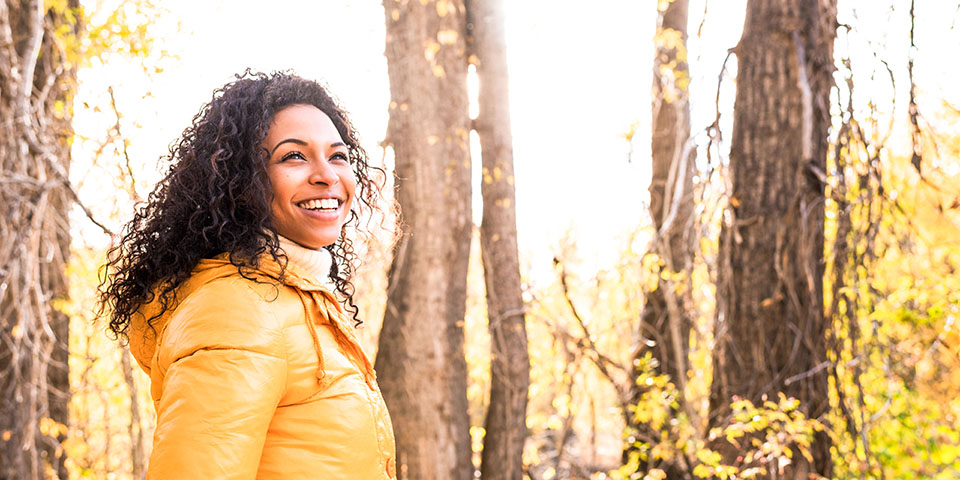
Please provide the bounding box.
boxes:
[147,279,288,480]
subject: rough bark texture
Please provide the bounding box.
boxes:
[0,1,77,479]
[709,0,837,477]
[376,1,474,479]
[627,0,696,476]
[466,1,530,479]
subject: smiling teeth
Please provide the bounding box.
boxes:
[298,198,339,210]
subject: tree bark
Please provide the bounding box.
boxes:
[0,1,78,478]
[121,347,146,479]
[465,1,530,479]
[376,1,474,479]
[709,0,836,477]
[627,0,697,476]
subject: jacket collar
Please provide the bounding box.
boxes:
[127,252,339,375]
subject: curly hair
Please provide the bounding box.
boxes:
[98,70,387,338]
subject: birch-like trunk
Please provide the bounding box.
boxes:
[376,1,474,478]
[627,0,697,476]
[466,0,530,478]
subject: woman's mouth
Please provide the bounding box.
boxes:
[297,198,341,211]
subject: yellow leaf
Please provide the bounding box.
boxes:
[437,29,458,45]
[424,41,441,62]
[800,445,814,463]
[644,468,667,480]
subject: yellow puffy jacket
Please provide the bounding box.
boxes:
[128,253,396,479]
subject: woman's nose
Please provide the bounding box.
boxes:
[309,158,340,186]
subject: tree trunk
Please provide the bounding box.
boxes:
[466,1,530,479]
[0,1,78,478]
[709,0,836,477]
[376,1,474,479]
[121,347,146,479]
[627,0,697,476]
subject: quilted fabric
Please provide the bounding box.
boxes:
[128,254,397,479]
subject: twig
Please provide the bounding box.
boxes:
[108,86,141,202]
[554,259,630,393]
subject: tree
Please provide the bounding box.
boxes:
[0,1,80,478]
[627,0,697,475]
[376,1,474,478]
[466,0,530,478]
[709,0,837,477]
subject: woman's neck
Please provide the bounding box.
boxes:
[277,236,333,283]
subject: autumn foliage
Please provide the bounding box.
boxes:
[3,1,958,479]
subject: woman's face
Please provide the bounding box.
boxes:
[263,104,356,249]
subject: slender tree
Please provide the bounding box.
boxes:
[627,0,697,475]
[709,0,837,477]
[376,1,474,478]
[0,1,80,478]
[644,0,695,390]
[466,0,530,478]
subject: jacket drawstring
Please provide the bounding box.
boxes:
[298,291,329,387]
[320,292,378,390]
[298,289,377,390]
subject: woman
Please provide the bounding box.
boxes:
[98,71,396,479]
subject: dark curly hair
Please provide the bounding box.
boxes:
[98,70,387,338]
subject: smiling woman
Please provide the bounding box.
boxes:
[96,71,397,479]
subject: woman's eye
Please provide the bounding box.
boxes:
[330,152,350,163]
[281,152,306,162]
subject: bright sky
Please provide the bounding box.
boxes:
[71,0,957,278]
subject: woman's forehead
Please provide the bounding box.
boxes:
[265,104,345,145]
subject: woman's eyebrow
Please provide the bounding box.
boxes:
[269,138,307,156]
[270,139,348,156]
